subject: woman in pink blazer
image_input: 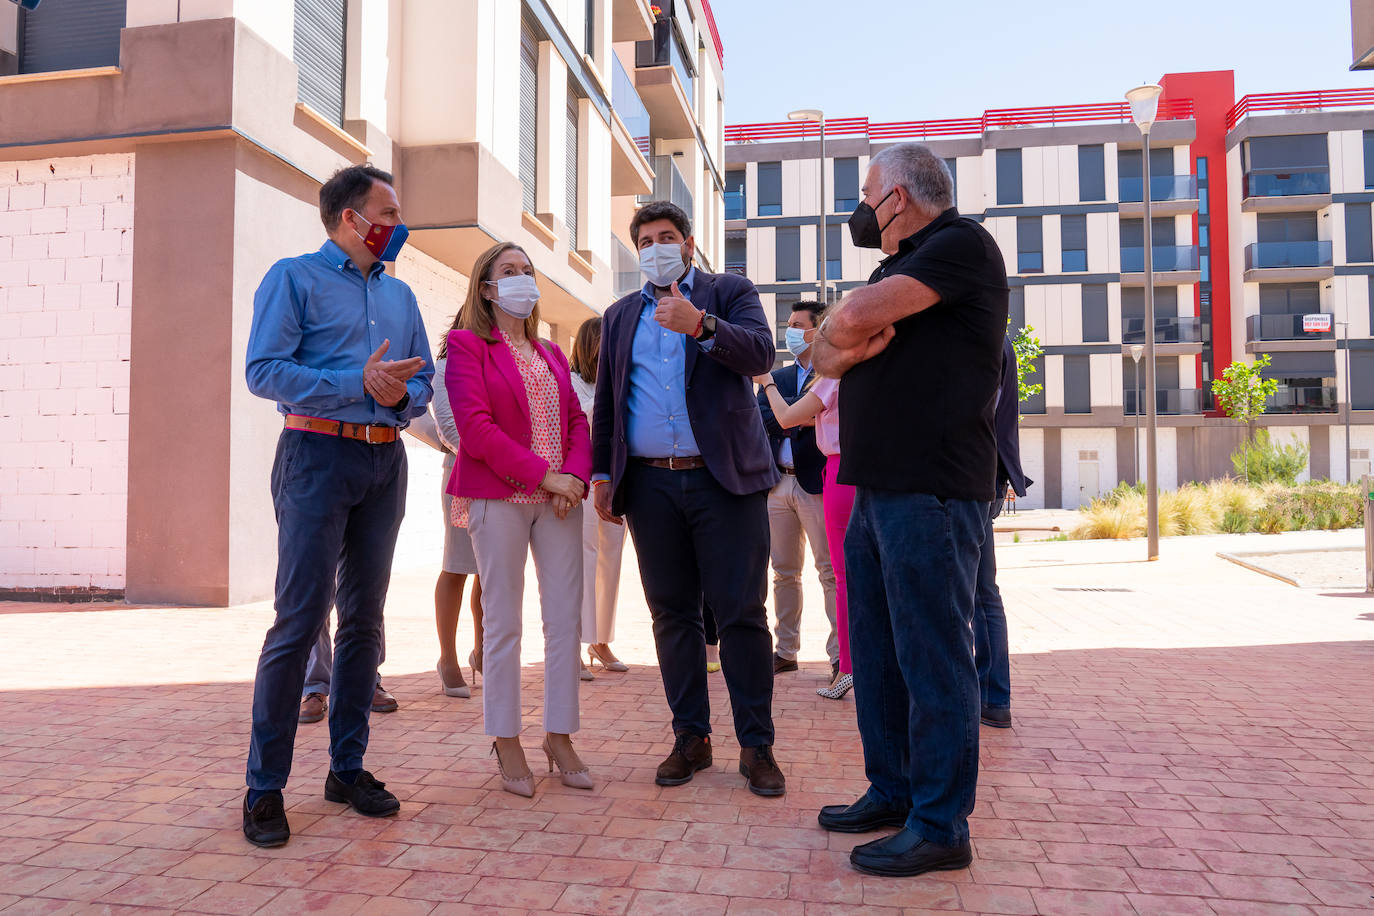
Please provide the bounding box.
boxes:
[446,241,593,797]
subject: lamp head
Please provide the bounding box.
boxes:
[1126,84,1163,133]
[787,108,824,123]
[1130,344,1144,362]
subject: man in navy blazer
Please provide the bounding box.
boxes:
[592,201,786,797]
[974,334,1033,729]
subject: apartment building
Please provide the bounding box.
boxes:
[0,0,726,602]
[724,70,1374,510]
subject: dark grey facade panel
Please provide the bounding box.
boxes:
[1043,344,1124,355]
[984,203,1117,217]
[1078,144,1106,201]
[1353,351,1374,409]
[1063,355,1092,414]
[1259,351,1337,378]
[20,0,125,74]
[774,226,801,281]
[1009,273,1120,287]
[996,148,1022,205]
[1347,203,1373,263]
[1081,284,1108,342]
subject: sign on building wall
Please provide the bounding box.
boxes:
[1302,313,1333,333]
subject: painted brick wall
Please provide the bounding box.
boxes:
[0,154,134,590]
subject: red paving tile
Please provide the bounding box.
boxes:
[3,535,1374,913]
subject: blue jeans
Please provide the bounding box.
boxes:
[246,431,406,792]
[973,498,1011,709]
[845,489,987,846]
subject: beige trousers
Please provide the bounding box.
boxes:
[768,474,838,663]
[467,498,583,737]
[581,503,626,645]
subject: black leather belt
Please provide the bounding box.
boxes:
[778,466,796,476]
[633,456,707,471]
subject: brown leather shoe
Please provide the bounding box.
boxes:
[372,684,398,713]
[655,734,712,786]
[739,745,786,797]
[299,692,326,723]
[773,654,798,674]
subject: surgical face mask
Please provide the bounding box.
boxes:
[352,211,410,261]
[639,242,686,288]
[486,274,540,319]
[847,189,896,249]
[785,326,812,356]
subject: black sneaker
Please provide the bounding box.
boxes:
[242,790,290,848]
[324,770,400,817]
[980,705,1012,728]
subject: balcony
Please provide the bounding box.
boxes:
[1242,240,1334,281]
[638,154,694,218]
[725,188,745,221]
[1245,313,1336,341]
[1117,175,1200,217]
[1266,385,1338,413]
[1124,388,1206,416]
[609,55,653,197]
[1119,244,1201,286]
[1241,169,1331,212]
[612,233,641,298]
[612,0,655,42]
[634,18,696,140]
[1122,316,1203,345]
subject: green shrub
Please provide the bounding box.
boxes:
[1230,429,1310,485]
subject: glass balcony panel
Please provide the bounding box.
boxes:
[1120,245,1200,272]
[1243,169,1331,197]
[1118,174,1199,202]
[1123,388,1205,416]
[612,233,641,298]
[1266,385,1338,413]
[1244,312,1336,341]
[611,55,650,156]
[638,155,694,217]
[1121,316,1202,344]
[1243,240,1333,270]
[724,190,745,220]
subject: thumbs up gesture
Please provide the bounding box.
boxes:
[654,281,704,336]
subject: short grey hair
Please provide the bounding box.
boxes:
[869,143,954,213]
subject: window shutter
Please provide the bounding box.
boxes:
[519,15,540,214]
[566,86,580,248]
[20,0,125,74]
[294,0,347,126]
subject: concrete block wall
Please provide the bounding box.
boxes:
[0,154,134,590]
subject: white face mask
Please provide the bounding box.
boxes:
[486,274,540,319]
[639,242,686,288]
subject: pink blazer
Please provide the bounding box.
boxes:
[445,328,593,500]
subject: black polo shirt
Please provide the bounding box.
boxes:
[837,208,1008,500]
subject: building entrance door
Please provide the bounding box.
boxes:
[1078,451,1101,506]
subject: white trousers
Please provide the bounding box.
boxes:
[768,474,838,663]
[468,498,583,737]
[581,502,627,645]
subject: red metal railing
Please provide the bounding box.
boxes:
[699,0,724,68]
[725,98,1195,144]
[1225,88,1374,130]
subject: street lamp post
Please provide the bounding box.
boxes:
[1127,84,1163,560]
[788,108,827,304]
[1338,319,1352,482]
[1131,343,1144,485]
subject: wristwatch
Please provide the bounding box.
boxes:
[695,313,718,342]
[394,392,411,412]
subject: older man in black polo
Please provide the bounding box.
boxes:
[811,143,1008,877]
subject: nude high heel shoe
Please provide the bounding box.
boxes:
[542,736,594,790]
[588,644,629,672]
[491,741,534,798]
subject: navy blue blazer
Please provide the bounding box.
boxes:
[758,363,825,495]
[996,335,1032,498]
[592,270,780,514]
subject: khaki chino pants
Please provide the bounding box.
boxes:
[767,473,838,664]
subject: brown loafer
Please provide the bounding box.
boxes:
[739,745,786,797]
[372,684,398,713]
[299,692,326,723]
[655,734,712,786]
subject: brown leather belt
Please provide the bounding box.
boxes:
[778,465,796,476]
[285,414,398,444]
[633,455,707,471]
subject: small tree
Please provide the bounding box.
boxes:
[1211,354,1279,482]
[1012,324,1044,407]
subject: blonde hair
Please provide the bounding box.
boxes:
[444,241,540,350]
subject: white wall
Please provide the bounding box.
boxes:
[0,155,135,590]
[1018,427,1045,510]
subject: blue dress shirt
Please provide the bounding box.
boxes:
[777,360,811,468]
[625,268,716,459]
[245,241,433,425]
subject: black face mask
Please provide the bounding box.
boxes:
[847,189,897,249]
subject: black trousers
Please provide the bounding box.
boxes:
[623,463,774,747]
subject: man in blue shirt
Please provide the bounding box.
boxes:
[591,202,786,797]
[241,165,433,848]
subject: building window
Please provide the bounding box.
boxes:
[19,0,126,74]
[1353,352,1374,409]
[565,86,581,248]
[1021,355,1046,414]
[294,0,348,125]
[725,168,746,220]
[1348,203,1373,263]
[757,161,782,216]
[996,148,1022,206]
[1061,214,1087,272]
[585,0,595,54]
[518,13,540,214]
[943,158,958,208]
[1259,282,1320,315]
[1008,286,1025,334]
[1064,356,1092,414]
[1365,131,1374,189]
[1243,134,1330,197]
[775,227,800,281]
[1117,147,1174,201]
[724,231,746,276]
[834,157,859,211]
[1017,216,1042,274]
[1081,284,1108,342]
[1077,144,1105,201]
[817,224,841,281]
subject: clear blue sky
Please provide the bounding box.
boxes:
[712,0,1374,124]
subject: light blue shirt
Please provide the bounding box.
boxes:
[625,267,716,459]
[777,360,810,468]
[245,241,433,425]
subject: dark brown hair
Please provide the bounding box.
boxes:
[319,164,393,230]
[630,200,692,245]
[570,316,602,382]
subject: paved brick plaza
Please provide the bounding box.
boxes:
[0,528,1371,914]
